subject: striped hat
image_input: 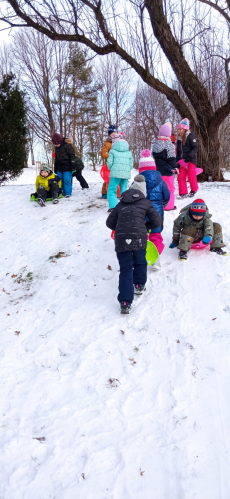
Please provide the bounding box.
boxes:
[177,118,190,130]
[139,149,156,173]
[190,199,206,216]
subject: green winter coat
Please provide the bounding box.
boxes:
[172,203,213,245]
[107,140,133,179]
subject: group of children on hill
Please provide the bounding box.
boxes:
[104,119,227,314]
[31,120,227,315]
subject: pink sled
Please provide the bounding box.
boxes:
[191,239,212,250]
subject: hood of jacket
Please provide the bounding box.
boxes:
[120,189,145,204]
[111,140,129,152]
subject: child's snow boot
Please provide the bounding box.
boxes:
[134,284,146,295]
[37,198,46,207]
[178,194,188,199]
[178,250,188,260]
[65,194,70,198]
[53,198,59,204]
[210,248,227,256]
[188,191,198,197]
[120,301,132,314]
[152,256,161,271]
[102,194,107,199]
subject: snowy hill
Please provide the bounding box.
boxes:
[1,167,230,499]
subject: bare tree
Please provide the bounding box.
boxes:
[124,82,180,167]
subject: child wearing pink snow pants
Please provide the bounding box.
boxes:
[151,121,177,210]
[139,149,170,255]
[177,162,198,195]
[176,118,198,197]
[161,175,175,210]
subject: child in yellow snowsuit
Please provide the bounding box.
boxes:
[32,166,62,207]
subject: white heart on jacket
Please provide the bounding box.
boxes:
[126,239,132,244]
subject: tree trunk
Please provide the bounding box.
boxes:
[196,123,224,181]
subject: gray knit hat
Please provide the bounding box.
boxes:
[130,174,147,197]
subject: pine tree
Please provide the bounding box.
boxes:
[0,73,27,184]
[65,44,100,162]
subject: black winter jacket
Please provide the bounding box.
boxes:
[54,139,77,173]
[106,189,162,253]
[152,139,176,176]
[176,132,198,166]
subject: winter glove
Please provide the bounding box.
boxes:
[169,242,177,248]
[145,221,153,232]
[202,236,212,245]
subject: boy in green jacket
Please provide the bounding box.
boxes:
[169,198,226,260]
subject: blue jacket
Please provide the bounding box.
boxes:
[107,140,133,179]
[140,169,170,232]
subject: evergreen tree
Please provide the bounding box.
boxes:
[65,44,100,160]
[0,73,27,184]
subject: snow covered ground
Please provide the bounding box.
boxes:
[1,167,230,499]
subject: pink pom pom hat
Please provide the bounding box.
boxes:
[177,118,190,130]
[139,149,156,173]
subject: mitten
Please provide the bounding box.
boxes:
[169,242,177,248]
[202,236,212,245]
[145,221,152,232]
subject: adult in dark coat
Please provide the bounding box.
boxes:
[106,176,162,313]
[52,133,88,195]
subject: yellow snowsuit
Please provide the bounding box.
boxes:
[36,172,62,192]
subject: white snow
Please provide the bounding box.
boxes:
[1,167,230,499]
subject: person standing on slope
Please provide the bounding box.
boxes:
[106,175,162,314]
[107,133,133,211]
[100,125,117,199]
[151,121,177,211]
[52,133,76,197]
[176,118,199,199]
[138,149,170,269]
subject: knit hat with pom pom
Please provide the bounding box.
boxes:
[139,149,156,173]
[177,118,190,130]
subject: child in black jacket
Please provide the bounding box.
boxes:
[176,118,199,198]
[106,175,162,314]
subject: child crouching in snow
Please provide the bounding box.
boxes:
[32,166,62,207]
[169,198,227,260]
[138,149,170,270]
[106,175,162,314]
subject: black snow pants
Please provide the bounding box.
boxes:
[73,170,89,188]
[37,182,59,201]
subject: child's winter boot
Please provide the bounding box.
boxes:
[178,194,188,199]
[152,256,161,271]
[120,301,132,314]
[210,248,227,256]
[37,198,46,207]
[134,284,146,295]
[178,250,188,260]
[188,191,198,197]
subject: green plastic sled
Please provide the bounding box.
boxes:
[146,240,159,266]
[30,194,63,202]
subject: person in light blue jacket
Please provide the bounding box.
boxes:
[107,133,133,210]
